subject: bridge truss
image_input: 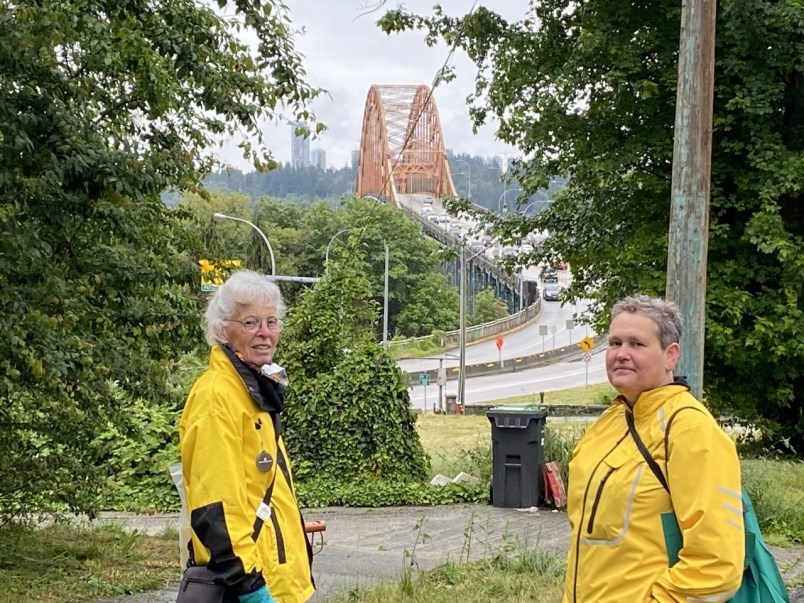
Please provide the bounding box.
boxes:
[356,85,457,206]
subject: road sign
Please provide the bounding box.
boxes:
[582,352,592,362]
[565,319,575,330]
[496,336,504,350]
[578,336,595,352]
[538,325,548,336]
[436,368,447,386]
[418,373,431,386]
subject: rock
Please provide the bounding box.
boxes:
[451,471,481,486]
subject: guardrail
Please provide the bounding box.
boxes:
[389,205,535,349]
[406,336,606,387]
[390,302,542,350]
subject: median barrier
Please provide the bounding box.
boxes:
[406,336,606,387]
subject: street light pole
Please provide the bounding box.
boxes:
[522,199,553,216]
[213,212,276,277]
[497,188,523,214]
[454,160,471,199]
[458,244,491,409]
[458,246,467,408]
[325,228,352,267]
[383,243,390,349]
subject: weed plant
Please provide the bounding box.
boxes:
[330,549,566,603]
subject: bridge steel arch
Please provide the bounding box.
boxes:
[356,85,457,206]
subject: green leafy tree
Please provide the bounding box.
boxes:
[341,197,457,337]
[396,272,460,336]
[279,257,429,482]
[380,2,804,450]
[469,288,509,327]
[0,0,319,515]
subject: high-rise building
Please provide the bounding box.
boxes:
[351,150,360,170]
[311,148,326,170]
[290,121,310,168]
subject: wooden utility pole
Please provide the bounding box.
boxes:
[666,0,717,399]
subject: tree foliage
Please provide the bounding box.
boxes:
[469,288,509,327]
[0,0,319,515]
[179,193,461,337]
[380,1,804,450]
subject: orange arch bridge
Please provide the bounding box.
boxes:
[356,85,458,206]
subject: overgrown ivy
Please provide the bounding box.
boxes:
[280,256,429,483]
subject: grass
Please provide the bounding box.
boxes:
[483,381,616,406]
[417,381,610,479]
[329,550,566,603]
[0,522,178,602]
[742,458,804,546]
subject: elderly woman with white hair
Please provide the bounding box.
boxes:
[179,270,314,603]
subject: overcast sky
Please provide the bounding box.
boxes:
[220,1,530,170]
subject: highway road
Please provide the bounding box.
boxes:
[394,191,608,413]
[408,346,608,413]
[399,285,595,373]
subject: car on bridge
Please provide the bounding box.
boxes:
[541,267,559,282]
[468,239,485,253]
[501,245,518,258]
[543,283,563,301]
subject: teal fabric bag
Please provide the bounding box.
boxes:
[658,489,789,603]
[626,410,789,603]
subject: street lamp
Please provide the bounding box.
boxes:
[383,243,390,349]
[454,160,471,199]
[325,228,352,267]
[522,199,553,216]
[498,188,523,213]
[213,212,276,277]
[458,243,491,409]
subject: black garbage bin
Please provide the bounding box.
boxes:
[487,405,548,508]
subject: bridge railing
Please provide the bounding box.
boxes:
[389,301,541,349]
[404,206,519,291]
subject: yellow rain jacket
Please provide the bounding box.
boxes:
[180,345,314,603]
[563,384,744,603]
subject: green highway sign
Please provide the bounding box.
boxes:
[418,373,431,386]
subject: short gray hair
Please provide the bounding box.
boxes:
[611,295,682,349]
[204,270,286,346]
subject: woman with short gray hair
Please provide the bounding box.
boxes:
[563,294,744,602]
[179,269,313,603]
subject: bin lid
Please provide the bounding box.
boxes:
[486,404,547,416]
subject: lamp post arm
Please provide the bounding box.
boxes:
[455,160,472,199]
[325,228,352,267]
[213,213,276,277]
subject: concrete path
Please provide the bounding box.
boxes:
[94,504,570,602]
[94,504,804,602]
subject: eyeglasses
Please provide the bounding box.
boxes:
[226,317,284,333]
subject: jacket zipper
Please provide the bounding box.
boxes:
[586,467,615,534]
[572,429,629,602]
